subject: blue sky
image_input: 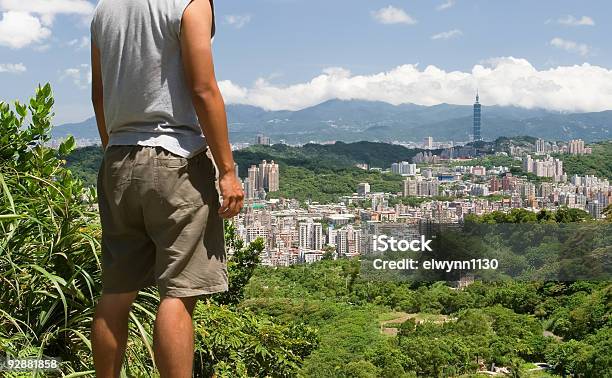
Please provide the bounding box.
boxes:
[0,0,611,124]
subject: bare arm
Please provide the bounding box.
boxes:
[181,0,244,218]
[91,41,108,149]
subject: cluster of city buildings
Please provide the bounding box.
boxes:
[514,138,593,157]
[522,154,565,181]
[234,159,610,266]
[391,161,417,176]
[231,134,609,266]
[243,160,280,199]
[75,97,609,268]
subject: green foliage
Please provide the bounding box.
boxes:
[466,207,592,224]
[547,285,611,340]
[450,154,520,169]
[242,255,611,377]
[0,86,317,377]
[0,85,98,374]
[556,141,612,180]
[268,166,403,203]
[233,142,428,175]
[232,142,429,203]
[64,145,104,187]
[213,223,262,306]
[193,302,319,377]
[494,136,538,150]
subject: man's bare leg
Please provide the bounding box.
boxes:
[92,291,139,378]
[153,296,199,378]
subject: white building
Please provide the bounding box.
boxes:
[357,182,370,196]
[299,220,323,251]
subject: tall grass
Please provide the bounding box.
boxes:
[0,84,98,375]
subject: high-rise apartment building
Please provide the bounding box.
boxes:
[391,161,417,176]
[523,154,564,181]
[299,220,323,251]
[391,162,400,175]
[245,160,280,198]
[587,200,604,219]
[256,134,271,145]
[335,225,362,257]
[371,193,387,210]
[490,177,500,192]
[245,165,260,199]
[259,160,279,192]
[568,139,586,155]
[234,162,240,179]
[536,139,546,155]
[403,178,418,196]
[403,178,439,197]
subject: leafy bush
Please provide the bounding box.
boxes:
[0,85,318,377]
[0,84,98,375]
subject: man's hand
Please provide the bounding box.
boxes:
[217,171,244,218]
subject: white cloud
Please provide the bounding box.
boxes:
[550,37,591,56]
[218,57,612,113]
[557,15,595,26]
[0,0,94,25]
[224,14,252,29]
[372,6,417,25]
[0,0,94,48]
[0,62,26,73]
[436,0,455,11]
[67,36,90,50]
[0,11,51,48]
[61,64,91,89]
[431,29,463,40]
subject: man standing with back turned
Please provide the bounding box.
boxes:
[90,0,244,376]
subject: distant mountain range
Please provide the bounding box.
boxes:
[52,99,612,143]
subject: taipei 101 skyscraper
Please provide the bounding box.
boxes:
[473,91,482,141]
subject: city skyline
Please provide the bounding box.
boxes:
[233,138,610,267]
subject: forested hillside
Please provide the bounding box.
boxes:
[65,141,424,183]
[557,141,612,180]
[243,210,612,377]
[65,140,612,203]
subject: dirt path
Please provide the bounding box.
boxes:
[379,312,452,336]
[380,313,413,336]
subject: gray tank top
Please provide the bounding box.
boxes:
[91,0,215,158]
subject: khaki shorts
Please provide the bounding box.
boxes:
[96,145,227,298]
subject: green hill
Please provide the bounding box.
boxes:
[66,142,424,201]
[556,141,612,180]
